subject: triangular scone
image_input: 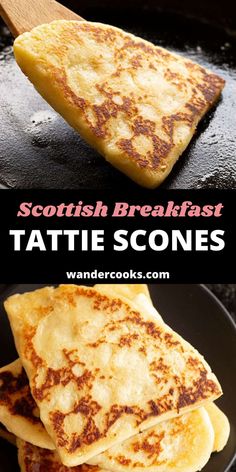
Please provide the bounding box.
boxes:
[0,359,54,450]
[13,21,225,188]
[88,407,214,472]
[5,285,221,466]
[17,439,105,472]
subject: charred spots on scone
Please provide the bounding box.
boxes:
[105,404,148,431]
[150,358,170,376]
[177,370,221,411]
[121,311,162,339]
[22,441,60,471]
[138,346,147,355]
[116,455,132,466]
[68,419,101,453]
[73,396,101,417]
[196,76,225,104]
[163,333,180,348]
[164,68,185,86]
[130,54,143,69]
[49,399,162,454]
[24,327,43,369]
[50,405,102,452]
[91,293,123,314]
[11,394,40,424]
[32,363,95,402]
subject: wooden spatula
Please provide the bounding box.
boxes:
[0,0,83,37]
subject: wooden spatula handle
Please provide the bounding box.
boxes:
[0,0,83,37]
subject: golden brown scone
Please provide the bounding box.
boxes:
[95,284,163,322]
[95,284,151,302]
[0,359,54,449]
[0,285,152,451]
[17,409,215,472]
[205,402,230,452]
[17,438,105,472]
[88,408,214,472]
[13,21,225,188]
[5,285,221,467]
[0,359,228,463]
[0,422,16,445]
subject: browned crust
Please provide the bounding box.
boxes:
[0,367,40,425]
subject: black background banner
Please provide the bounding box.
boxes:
[0,189,235,283]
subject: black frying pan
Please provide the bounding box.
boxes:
[0,0,236,189]
[0,284,236,471]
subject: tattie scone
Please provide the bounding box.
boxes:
[0,285,155,452]
[16,409,214,472]
[13,21,225,188]
[0,422,16,445]
[1,356,226,471]
[5,285,222,467]
[205,402,230,453]
[87,408,215,472]
[94,284,152,303]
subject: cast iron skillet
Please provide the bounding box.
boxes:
[0,284,236,471]
[0,0,236,189]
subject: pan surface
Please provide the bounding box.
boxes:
[0,2,236,189]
